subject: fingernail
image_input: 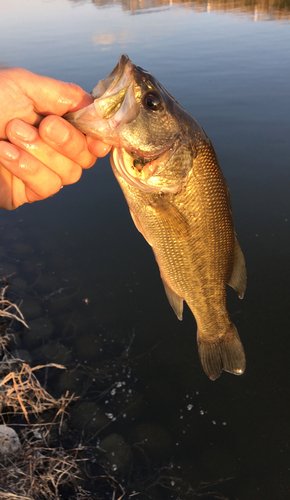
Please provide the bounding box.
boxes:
[0,142,19,161]
[10,119,38,142]
[100,143,111,155]
[46,118,70,144]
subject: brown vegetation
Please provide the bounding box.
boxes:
[0,285,95,500]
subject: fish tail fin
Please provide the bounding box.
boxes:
[197,324,246,381]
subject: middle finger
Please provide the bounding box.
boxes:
[6,119,83,185]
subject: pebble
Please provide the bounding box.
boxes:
[0,425,21,455]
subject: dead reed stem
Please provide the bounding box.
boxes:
[0,363,75,424]
[0,284,28,329]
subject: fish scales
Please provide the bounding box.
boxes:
[113,141,234,331]
[64,54,247,380]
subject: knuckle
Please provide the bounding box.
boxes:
[80,155,96,169]
[62,165,82,185]
[35,174,62,198]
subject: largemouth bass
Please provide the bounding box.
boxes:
[65,54,247,380]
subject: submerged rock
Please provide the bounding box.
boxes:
[130,422,173,458]
[74,333,104,361]
[100,433,132,472]
[71,401,108,433]
[57,368,87,394]
[21,298,43,320]
[41,341,72,365]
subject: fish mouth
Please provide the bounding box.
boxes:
[90,53,134,120]
[64,54,138,143]
[65,54,180,192]
[90,53,130,102]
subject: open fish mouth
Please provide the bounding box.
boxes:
[90,54,130,103]
[90,53,134,120]
[64,54,138,143]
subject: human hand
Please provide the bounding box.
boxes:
[0,67,111,210]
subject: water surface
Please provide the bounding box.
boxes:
[0,1,290,498]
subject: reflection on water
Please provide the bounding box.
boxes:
[92,31,131,47]
[88,0,290,20]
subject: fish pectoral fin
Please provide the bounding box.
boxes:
[147,200,189,240]
[129,208,152,246]
[228,238,247,299]
[162,278,183,321]
[197,324,246,381]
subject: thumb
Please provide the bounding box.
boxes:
[14,68,93,116]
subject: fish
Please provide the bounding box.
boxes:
[64,54,247,380]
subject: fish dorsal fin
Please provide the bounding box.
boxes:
[146,199,189,240]
[228,238,247,299]
[162,278,184,321]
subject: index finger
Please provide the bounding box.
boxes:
[9,68,94,116]
[39,115,96,169]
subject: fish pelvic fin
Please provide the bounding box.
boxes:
[228,238,247,299]
[162,278,183,321]
[197,324,246,381]
[146,200,190,240]
[129,207,152,246]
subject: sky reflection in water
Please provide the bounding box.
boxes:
[0,0,290,499]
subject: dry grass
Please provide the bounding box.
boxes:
[0,284,98,500]
[0,352,89,499]
[0,362,75,425]
[0,430,94,500]
[0,283,73,425]
[0,284,28,330]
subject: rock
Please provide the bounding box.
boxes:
[74,333,104,361]
[24,317,55,349]
[21,298,43,320]
[40,341,72,366]
[100,433,132,472]
[57,368,87,394]
[71,401,108,433]
[0,262,17,276]
[0,425,21,455]
[130,422,173,458]
[10,349,32,364]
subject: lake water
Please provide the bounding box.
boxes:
[1,0,290,498]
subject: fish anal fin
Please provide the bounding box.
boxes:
[162,278,183,321]
[147,200,189,240]
[197,324,246,381]
[129,208,152,246]
[228,238,247,299]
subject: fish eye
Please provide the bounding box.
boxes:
[144,92,162,111]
